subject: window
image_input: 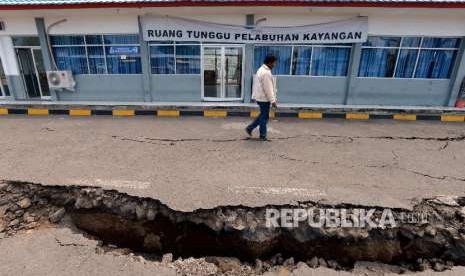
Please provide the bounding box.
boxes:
[50,34,141,75]
[254,44,351,76]
[12,36,40,47]
[254,46,292,75]
[311,46,351,76]
[359,36,460,79]
[149,42,200,74]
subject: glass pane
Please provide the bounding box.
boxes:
[149,41,173,45]
[415,50,457,79]
[88,46,106,74]
[224,47,242,98]
[53,46,89,74]
[311,47,350,76]
[0,58,10,96]
[394,49,418,78]
[12,36,40,46]
[85,35,103,45]
[105,46,141,74]
[150,45,175,74]
[16,49,41,98]
[175,45,200,74]
[363,36,401,47]
[33,49,50,97]
[401,37,421,48]
[50,35,85,45]
[203,47,222,98]
[104,34,139,45]
[422,37,460,49]
[358,48,398,77]
[254,46,291,75]
[292,47,311,75]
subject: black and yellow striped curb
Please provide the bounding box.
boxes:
[1,108,465,122]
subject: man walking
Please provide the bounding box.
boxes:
[246,54,277,141]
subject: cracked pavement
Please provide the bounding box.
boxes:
[1,116,465,211]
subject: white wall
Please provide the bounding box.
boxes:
[0,7,465,36]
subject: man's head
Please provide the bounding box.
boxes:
[264,54,277,70]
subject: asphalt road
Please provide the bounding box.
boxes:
[1,116,464,211]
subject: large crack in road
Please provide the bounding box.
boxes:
[1,181,465,274]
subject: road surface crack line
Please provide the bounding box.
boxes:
[112,134,465,145]
[55,237,87,247]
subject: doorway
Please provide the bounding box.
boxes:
[202,45,244,101]
[16,47,50,100]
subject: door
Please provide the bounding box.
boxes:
[202,45,243,101]
[16,47,50,99]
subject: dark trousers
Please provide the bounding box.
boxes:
[247,101,270,138]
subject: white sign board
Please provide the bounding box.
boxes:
[142,15,368,44]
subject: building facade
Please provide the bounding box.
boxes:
[0,0,465,106]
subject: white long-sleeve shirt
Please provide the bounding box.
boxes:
[252,64,277,103]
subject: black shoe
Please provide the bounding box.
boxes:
[245,127,252,136]
[259,136,268,141]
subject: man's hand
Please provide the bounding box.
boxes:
[272,102,278,109]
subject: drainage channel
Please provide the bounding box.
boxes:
[1,180,465,274]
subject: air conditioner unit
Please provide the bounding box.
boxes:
[46,70,76,90]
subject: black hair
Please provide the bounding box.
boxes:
[264,54,277,65]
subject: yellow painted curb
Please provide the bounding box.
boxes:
[204,110,227,117]
[250,111,276,118]
[441,115,465,122]
[393,114,417,121]
[298,112,323,119]
[346,113,370,120]
[0,108,8,115]
[69,109,91,116]
[28,108,49,116]
[113,110,135,116]
[157,110,180,117]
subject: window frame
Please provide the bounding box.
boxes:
[358,36,461,80]
[253,44,352,78]
[50,33,142,75]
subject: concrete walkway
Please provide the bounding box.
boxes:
[0,116,464,211]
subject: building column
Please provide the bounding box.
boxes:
[344,43,362,105]
[35,17,58,101]
[445,38,465,107]
[243,14,255,103]
[138,15,152,102]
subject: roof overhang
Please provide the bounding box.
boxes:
[2,1,465,10]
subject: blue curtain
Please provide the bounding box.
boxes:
[394,49,418,78]
[87,46,106,74]
[254,46,291,75]
[364,36,401,47]
[175,45,200,74]
[150,45,175,74]
[311,47,350,76]
[422,38,460,49]
[358,48,398,77]
[53,46,88,75]
[105,46,142,74]
[103,34,139,45]
[50,35,84,46]
[415,50,456,79]
[292,47,311,75]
